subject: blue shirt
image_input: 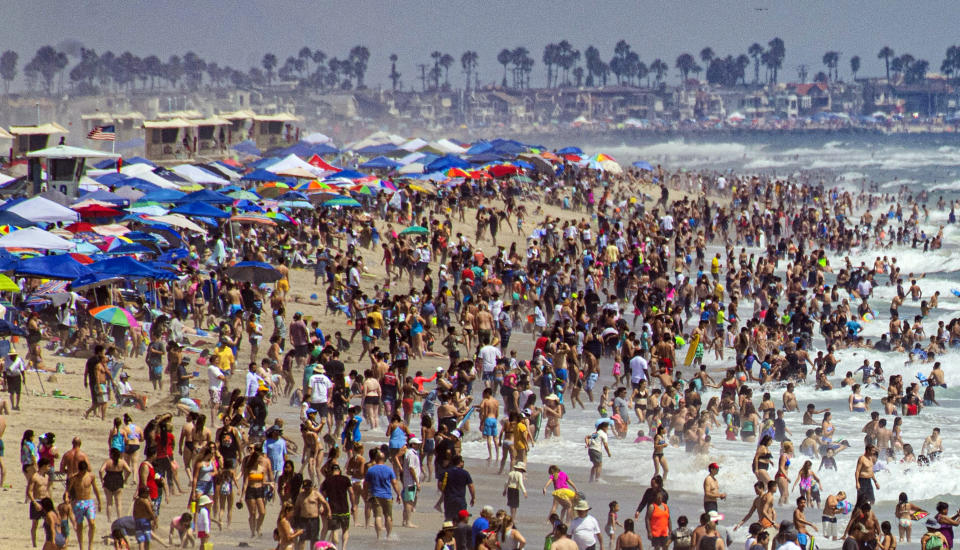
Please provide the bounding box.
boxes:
[364,464,396,499]
[262,437,287,472]
[472,517,490,549]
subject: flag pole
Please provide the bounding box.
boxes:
[112,126,116,155]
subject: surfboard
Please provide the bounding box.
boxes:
[917,372,929,387]
[913,511,929,520]
[838,500,853,514]
[532,413,543,441]
[684,334,700,366]
[455,405,477,431]
[952,289,960,298]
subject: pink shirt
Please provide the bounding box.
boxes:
[551,471,570,490]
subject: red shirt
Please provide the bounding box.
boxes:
[140,462,159,500]
[155,432,174,459]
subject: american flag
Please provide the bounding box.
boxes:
[87,125,116,141]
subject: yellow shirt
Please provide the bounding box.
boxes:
[215,346,235,373]
[514,422,529,450]
[368,310,383,330]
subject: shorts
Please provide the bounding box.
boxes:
[370,496,393,518]
[310,402,329,417]
[72,498,96,523]
[135,518,152,543]
[704,501,718,513]
[652,536,669,547]
[277,279,290,292]
[209,389,222,405]
[5,374,21,395]
[482,417,498,437]
[363,396,380,407]
[295,344,311,358]
[506,487,520,509]
[402,485,418,503]
[28,502,43,520]
[96,383,109,404]
[300,516,320,541]
[196,480,214,495]
[328,513,351,532]
[149,365,163,381]
[588,449,603,465]
[153,457,172,480]
[822,516,838,538]
[245,486,265,501]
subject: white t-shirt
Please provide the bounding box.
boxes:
[587,429,608,453]
[207,365,225,392]
[245,371,263,397]
[478,345,502,374]
[661,215,674,231]
[569,515,602,550]
[776,542,801,550]
[196,507,211,533]
[309,373,333,403]
[401,448,421,487]
[629,355,649,383]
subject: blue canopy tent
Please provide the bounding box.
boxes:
[95,173,129,187]
[151,168,190,186]
[632,161,654,171]
[465,141,492,155]
[137,223,183,248]
[242,168,288,183]
[170,202,230,218]
[329,169,368,180]
[233,200,265,213]
[487,138,530,155]
[425,155,470,172]
[176,189,233,205]
[0,211,38,227]
[158,248,189,262]
[139,189,185,203]
[117,178,163,192]
[233,140,261,156]
[467,152,508,164]
[359,156,401,170]
[354,143,399,156]
[88,256,177,280]
[556,146,583,155]
[15,255,93,280]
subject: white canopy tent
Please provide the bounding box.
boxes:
[120,163,182,189]
[5,196,80,223]
[0,227,75,250]
[265,154,325,177]
[171,165,229,186]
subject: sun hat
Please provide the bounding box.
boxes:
[573,499,591,511]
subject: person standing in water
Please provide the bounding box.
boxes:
[854,445,879,507]
[703,463,725,513]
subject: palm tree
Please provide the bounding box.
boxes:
[878,46,894,81]
[573,66,584,87]
[389,53,401,91]
[312,50,327,87]
[439,53,454,88]
[675,53,696,82]
[636,61,649,87]
[736,55,750,85]
[766,37,785,83]
[0,50,17,95]
[261,53,277,85]
[700,47,715,66]
[461,51,478,91]
[510,47,530,89]
[543,43,558,88]
[822,51,838,82]
[430,51,442,89]
[849,55,861,81]
[748,43,763,84]
[584,45,601,87]
[651,59,668,85]
[497,48,511,87]
[349,46,370,88]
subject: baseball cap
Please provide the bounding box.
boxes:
[458,510,471,520]
[708,463,719,471]
[409,437,422,445]
[708,511,724,522]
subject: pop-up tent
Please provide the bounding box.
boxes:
[2,196,79,223]
[15,254,92,280]
[0,227,75,250]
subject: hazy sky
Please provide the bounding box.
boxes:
[3,1,958,89]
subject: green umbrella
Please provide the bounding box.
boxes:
[399,225,429,236]
[511,175,533,184]
[322,197,362,208]
[227,190,261,201]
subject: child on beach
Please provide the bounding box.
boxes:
[606,501,622,547]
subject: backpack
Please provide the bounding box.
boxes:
[926,535,944,550]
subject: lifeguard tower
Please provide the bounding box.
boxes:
[8,122,68,159]
[25,145,119,198]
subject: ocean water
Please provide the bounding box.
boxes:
[456,137,960,545]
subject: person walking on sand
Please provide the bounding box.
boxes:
[67,460,103,550]
[586,422,612,482]
[364,449,401,540]
[503,461,527,521]
[571,500,604,550]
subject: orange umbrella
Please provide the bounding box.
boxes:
[446,167,471,178]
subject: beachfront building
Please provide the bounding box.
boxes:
[143,117,197,163]
[220,109,257,144]
[8,122,69,159]
[192,115,231,158]
[25,144,119,198]
[80,111,145,139]
[250,112,300,151]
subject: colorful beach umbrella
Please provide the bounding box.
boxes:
[322,197,362,208]
[90,304,139,328]
[0,273,19,291]
[399,225,429,236]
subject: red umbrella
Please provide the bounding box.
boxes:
[68,253,94,265]
[488,164,520,178]
[75,205,122,218]
[64,222,95,233]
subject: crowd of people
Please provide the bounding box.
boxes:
[2,150,958,550]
